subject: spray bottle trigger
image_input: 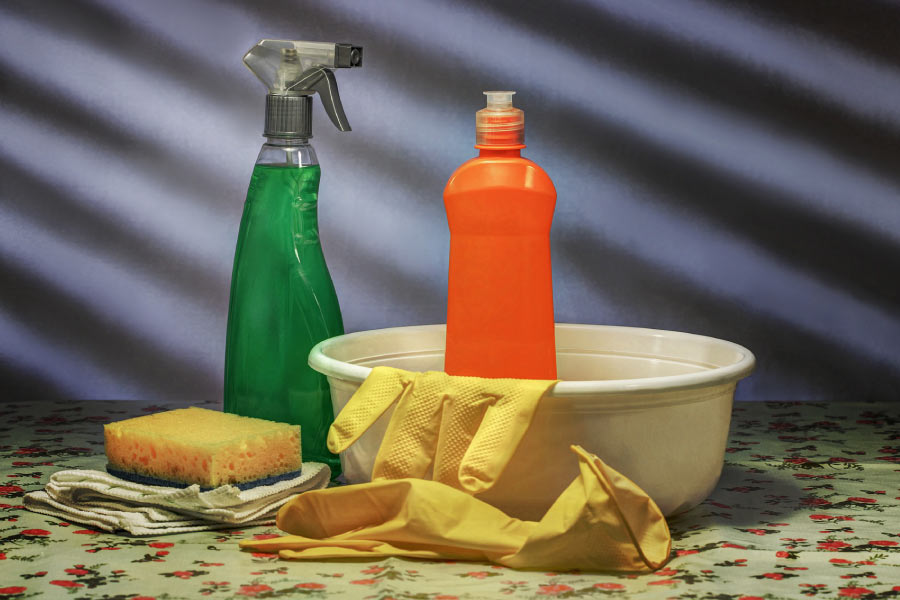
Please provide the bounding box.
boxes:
[287,66,351,132]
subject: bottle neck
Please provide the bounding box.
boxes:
[476,147,523,158]
[256,136,318,167]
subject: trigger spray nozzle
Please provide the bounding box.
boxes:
[243,40,363,138]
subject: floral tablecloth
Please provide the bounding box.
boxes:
[1,400,898,599]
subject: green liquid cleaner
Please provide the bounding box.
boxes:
[224,164,343,475]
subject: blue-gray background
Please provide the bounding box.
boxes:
[2,0,899,403]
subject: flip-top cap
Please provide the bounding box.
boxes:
[476,91,525,147]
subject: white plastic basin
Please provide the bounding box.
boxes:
[309,323,754,518]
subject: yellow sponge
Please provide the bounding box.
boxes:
[104,407,301,487]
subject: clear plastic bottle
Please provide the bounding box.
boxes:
[225,137,343,473]
[444,91,557,379]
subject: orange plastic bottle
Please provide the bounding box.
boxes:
[444,91,557,379]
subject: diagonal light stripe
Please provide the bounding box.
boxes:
[581,0,900,126]
[0,209,223,377]
[0,306,138,399]
[0,107,234,280]
[310,0,900,243]
[0,7,255,167]
[557,156,900,368]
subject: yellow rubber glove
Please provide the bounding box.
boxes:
[241,446,671,572]
[327,366,556,494]
[243,367,672,571]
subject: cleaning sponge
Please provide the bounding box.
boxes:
[104,407,301,488]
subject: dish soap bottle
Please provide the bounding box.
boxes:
[444,91,557,379]
[225,40,362,475]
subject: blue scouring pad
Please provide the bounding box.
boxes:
[106,465,303,491]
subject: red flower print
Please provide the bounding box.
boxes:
[133,597,156,600]
[802,498,831,507]
[0,486,25,496]
[351,579,377,585]
[65,568,89,575]
[776,551,790,558]
[746,529,768,536]
[73,529,100,534]
[50,581,84,588]
[830,558,852,564]
[828,457,855,463]
[148,542,174,548]
[538,584,574,594]
[848,497,876,503]
[655,569,678,577]
[818,541,851,551]
[237,585,273,596]
[155,551,169,556]
[648,579,677,585]
[295,583,326,589]
[0,553,5,560]
[721,543,746,549]
[0,588,27,595]
[252,533,280,540]
[13,448,43,455]
[361,567,385,574]
[465,571,490,579]
[21,529,50,536]
[762,573,784,580]
[435,596,459,600]
[739,597,764,600]
[869,540,898,547]
[594,583,625,589]
[838,588,875,598]
[172,571,194,579]
[250,552,275,559]
[784,457,809,464]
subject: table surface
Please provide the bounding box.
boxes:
[1,400,898,599]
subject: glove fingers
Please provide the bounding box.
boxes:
[458,379,555,494]
[372,371,446,480]
[501,445,671,572]
[327,366,411,454]
[432,383,495,489]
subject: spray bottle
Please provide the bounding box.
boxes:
[225,40,362,475]
[444,91,557,379]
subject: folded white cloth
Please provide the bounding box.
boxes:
[23,463,331,536]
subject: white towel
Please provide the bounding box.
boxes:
[23,463,331,536]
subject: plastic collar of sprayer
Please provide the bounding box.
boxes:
[244,40,363,138]
[265,95,312,138]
